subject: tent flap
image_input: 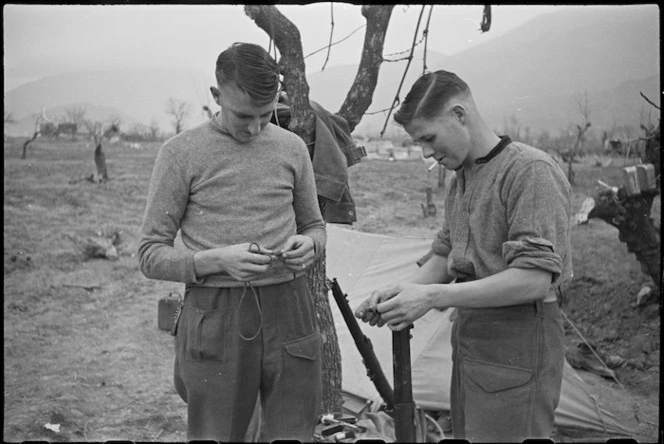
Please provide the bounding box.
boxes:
[325,223,630,436]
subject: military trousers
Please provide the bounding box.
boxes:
[450,299,565,442]
[172,276,322,442]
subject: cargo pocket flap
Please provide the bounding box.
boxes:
[284,332,320,361]
[464,358,532,393]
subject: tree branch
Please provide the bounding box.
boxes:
[304,24,366,60]
[379,5,426,137]
[422,5,434,75]
[245,5,315,144]
[321,3,334,72]
[640,91,661,110]
[480,5,492,33]
[337,5,395,133]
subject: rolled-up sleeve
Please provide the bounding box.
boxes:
[502,160,571,283]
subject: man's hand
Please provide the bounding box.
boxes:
[279,235,316,273]
[376,283,437,331]
[194,243,274,282]
[356,283,438,331]
[354,285,402,327]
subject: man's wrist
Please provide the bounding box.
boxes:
[193,249,219,278]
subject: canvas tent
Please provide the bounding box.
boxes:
[325,223,631,436]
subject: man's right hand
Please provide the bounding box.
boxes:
[194,243,275,282]
[354,285,402,327]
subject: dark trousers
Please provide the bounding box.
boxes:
[173,276,322,442]
[450,300,564,442]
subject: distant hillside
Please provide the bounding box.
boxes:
[4,67,215,134]
[4,5,659,139]
[307,5,659,136]
[4,102,143,138]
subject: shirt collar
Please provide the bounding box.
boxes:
[475,135,512,165]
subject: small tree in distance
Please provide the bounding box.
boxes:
[21,112,44,160]
[64,105,87,141]
[165,98,191,135]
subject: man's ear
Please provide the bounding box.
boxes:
[451,104,466,124]
[210,86,222,106]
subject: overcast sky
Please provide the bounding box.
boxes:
[4,4,572,92]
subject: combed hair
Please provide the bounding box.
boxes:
[215,42,280,105]
[393,70,470,127]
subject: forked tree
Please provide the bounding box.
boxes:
[245,4,394,412]
[83,119,120,182]
[165,97,191,135]
[244,4,492,412]
[21,112,44,160]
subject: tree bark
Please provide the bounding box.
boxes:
[338,5,394,132]
[245,4,395,414]
[94,142,108,182]
[588,188,661,299]
[21,133,38,160]
[245,4,340,413]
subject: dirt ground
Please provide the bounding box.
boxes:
[3,140,660,442]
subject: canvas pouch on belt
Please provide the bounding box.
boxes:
[158,292,183,334]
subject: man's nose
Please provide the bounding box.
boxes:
[421,144,435,158]
[247,118,261,136]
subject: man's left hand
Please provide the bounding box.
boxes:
[279,235,315,272]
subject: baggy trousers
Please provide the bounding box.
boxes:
[172,276,322,442]
[450,300,565,443]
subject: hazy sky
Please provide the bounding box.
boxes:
[4,4,570,92]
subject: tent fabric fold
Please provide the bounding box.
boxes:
[325,223,631,436]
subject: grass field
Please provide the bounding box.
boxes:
[3,138,659,442]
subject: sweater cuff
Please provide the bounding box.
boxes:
[503,237,562,283]
[187,251,208,285]
[302,227,327,261]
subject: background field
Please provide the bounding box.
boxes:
[3,138,659,442]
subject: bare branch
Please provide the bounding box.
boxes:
[304,24,366,60]
[321,2,334,72]
[379,5,426,137]
[337,5,395,132]
[422,5,434,75]
[640,91,661,110]
[480,5,492,33]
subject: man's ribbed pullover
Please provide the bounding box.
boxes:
[138,116,326,288]
[431,140,573,300]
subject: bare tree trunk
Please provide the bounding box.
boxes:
[21,132,39,160]
[246,4,394,414]
[338,5,394,132]
[94,142,108,182]
[245,4,339,413]
[589,189,661,299]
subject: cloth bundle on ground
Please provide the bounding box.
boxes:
[324,223,632,439]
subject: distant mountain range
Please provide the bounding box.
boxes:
[4,5,659,138]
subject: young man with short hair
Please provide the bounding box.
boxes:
[138,42,325,441]
[355,70,572,442]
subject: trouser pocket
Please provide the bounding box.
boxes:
[281,331,322,402]
[180,305,228,362]
[461,357,534,441]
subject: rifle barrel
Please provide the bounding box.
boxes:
[329,278,395,411]
[393,327,416,442]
